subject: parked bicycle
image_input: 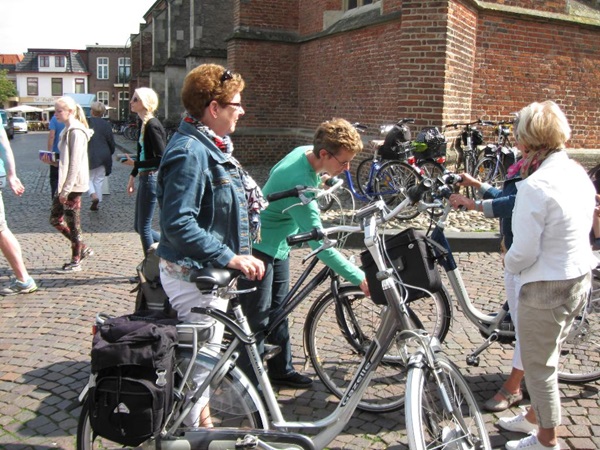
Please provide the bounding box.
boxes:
[77,179,490,450]
[474,119,518,191]
[445,119,493,198]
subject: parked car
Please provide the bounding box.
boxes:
[0,110,14,140]
[12,117,28,134]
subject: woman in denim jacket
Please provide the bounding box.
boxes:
[156,64,265,427]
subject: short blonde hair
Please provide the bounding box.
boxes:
[515,101,571,151]
[181,64,245,119]
[90,101,106,117]
[312,118,363,158]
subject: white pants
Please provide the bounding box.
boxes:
[504,270,522,370]
[159,265,228,425]
[88,166,106,202]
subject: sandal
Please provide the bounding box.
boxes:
[483,386,523,412]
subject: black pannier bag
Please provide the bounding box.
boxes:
[88,312,178,446]
[360,228,443,305]
[413,127,447,160]
[378,122,412,160]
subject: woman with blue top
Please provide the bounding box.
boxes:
[121,87,166,257]
[156,64,265,427]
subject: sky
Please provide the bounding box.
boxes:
[0,0,158,54]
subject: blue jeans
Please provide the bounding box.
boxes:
[135,172,160,256]
[238,249,292,384]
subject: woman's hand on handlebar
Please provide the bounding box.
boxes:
[449,193,475,211]
[227,254,265,281]
[455,172,480,188]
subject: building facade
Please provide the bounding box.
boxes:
[6,46,129,122]
[129,0,600,165]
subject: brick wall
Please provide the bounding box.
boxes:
[226,0,600,166]
[471,8,600,148]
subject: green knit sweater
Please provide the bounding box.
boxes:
[254,146,364,285]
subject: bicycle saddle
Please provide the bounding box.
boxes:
[190,268,237,289]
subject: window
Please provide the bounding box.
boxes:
[119,90,130,121]
[27,77,38,96]
[39,56,49,67]
[345,0,374,10]
[118,57,131,84]
[97,91,109,106]
[75,78,85,94]
[51,78,63,96]
[55,56,65,67]
[97,57,108,80]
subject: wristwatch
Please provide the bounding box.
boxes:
[474,200,482,212]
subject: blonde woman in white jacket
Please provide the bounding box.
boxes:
[50,96,94,272]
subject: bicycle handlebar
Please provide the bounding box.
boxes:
[444,119,494,129]
[285,177,434,246]
[266,186,307,202]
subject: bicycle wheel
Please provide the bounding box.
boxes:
[406,354,491,450]
[76,351,266,449]
[356,157,375,195]
[375,160,422,220]
[557,271,600,383]
[474,157,506,193]
[463,153,477,199]
[305,285,452,413]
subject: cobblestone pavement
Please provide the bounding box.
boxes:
[0,133,597,449]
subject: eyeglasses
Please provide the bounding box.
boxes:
[221,102,244,111]
[325,150,351,167]
[131,97,139,103]
[220,69,234,84]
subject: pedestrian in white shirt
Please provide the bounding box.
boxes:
[500,101,597,450]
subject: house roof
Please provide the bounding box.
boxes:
[0,54,24,65]
[15,49,89,73]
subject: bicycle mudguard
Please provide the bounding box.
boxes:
[153,428,316,450]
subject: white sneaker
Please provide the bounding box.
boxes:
[505,433,560,450]
[498,412,538,434]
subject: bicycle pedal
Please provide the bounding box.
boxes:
[262,344,282,362]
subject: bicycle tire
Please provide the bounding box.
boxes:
[356,157,375,195]
[405,354,491,450]
[473,157,506,192]
[76,350,267,449]
[464,153,477,199]
[304,285,452,413]
[557,272,600,383]
[375,160,422,220]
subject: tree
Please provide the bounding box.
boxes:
[0,70,17,105]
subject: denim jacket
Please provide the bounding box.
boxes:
[156,119,250,269]
[480,175,519,250]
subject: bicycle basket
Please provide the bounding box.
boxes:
[360,228,442,305]
[379,123,412,160]
[413,127,447,159]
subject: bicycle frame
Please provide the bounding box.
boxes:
[183,198,450,449]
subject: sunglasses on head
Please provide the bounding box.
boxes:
[220,69,234,84]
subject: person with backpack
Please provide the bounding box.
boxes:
[156,64,265,426]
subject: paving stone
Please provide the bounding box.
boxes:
[0,133,597,449]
